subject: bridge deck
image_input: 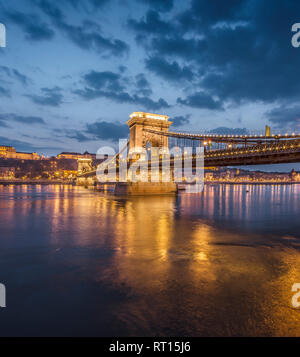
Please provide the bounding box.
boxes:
[77,128,300,178]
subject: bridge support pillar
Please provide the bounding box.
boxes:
[76,176,96,187]
[114,182,177,196]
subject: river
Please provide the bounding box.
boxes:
[0,184,299,336]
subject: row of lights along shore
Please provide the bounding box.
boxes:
[172,133,299,138]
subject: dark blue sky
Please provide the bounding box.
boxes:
[1,0,300,163]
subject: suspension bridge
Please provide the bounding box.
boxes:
[76,112,300,194]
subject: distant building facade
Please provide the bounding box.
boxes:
[204,167,298,183]
[63,170,77,179]
[57,151,96,160]
[0,167,15,179]
[0,146,40,160]
[290,169,300,182]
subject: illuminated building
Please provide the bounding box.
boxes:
[0,167,15,179]
[0,146,15,155]
[57,151,95,160]
[205,172,214,180]
[63,170,78,179]
[290,169,300,182]
[0,146,40,160]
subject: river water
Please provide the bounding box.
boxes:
[0,184,300,336]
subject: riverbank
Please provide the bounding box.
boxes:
[0,179,75,185]
[205,180,300,185]
[1,179,300,186]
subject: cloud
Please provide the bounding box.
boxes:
[177,92,223,110]
[171,114,191,127]
[75,87,170,110]
[128,10,173,35]
[65,130,92,142]
[74,70,170,110]
[4,9,55,41]
[177,0,247,30]
[0,86,10,97]
[0,66,31,86]
[59,120,130,143]
[83,70,125,91]
[88,0,108,7]
[26,87,63,107]
[66,0,109,10]
[86,121,128,141]
[0,113,46,125]
[10,69,30,86]
[37,0,129,57]
[0,120,9,128]
[137,0,174,13]
[145,56,194,82]
[130,1,300,107]
[135,73,152,96]
[134,96,170,110]
[148,36,207,67]
[266,105,300,129]
[208,127,249,135]
[0,136,43,152]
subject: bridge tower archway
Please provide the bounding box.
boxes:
[77,158,92,175]
[127,112,172,154]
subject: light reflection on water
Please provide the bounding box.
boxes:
[0,184,300,336]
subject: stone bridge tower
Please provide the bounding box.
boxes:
[127,112,172,153]
[77,157,93,175]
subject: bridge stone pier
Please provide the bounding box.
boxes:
[120,111,177,195]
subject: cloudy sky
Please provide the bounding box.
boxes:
[1,0,300,160]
